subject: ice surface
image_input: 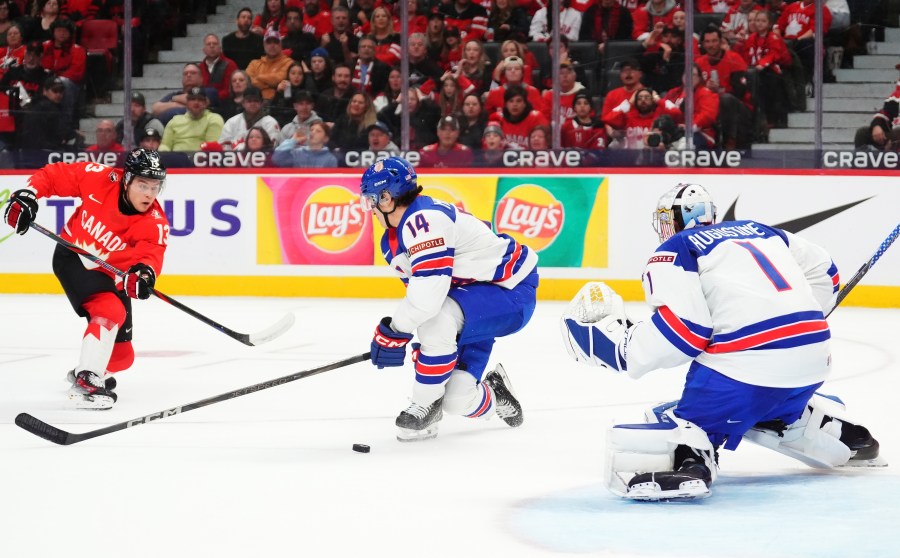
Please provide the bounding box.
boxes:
[1,294,898,558]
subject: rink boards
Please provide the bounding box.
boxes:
[0,168,897,307]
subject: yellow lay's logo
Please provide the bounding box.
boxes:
[494,184,564,251]
[300,185,368,253]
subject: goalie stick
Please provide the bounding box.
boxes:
[826,222,900,318]
[30,221,294,346]
[16,352,370,445]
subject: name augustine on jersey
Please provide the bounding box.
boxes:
[80,210,129,253]
[686,222,767,251]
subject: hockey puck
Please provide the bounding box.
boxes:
[352,443,370,453]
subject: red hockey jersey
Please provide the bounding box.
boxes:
[27,162,169,282]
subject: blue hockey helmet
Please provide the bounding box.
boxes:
[359,156,417,212]
[652,183,716,242]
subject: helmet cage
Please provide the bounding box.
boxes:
[652,183,716,243]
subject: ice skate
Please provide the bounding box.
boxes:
[626,453,713,501]
[66,369,116,391]
[67,370,117,410]
[840,423,888,467]
[484,363,523,427]
[396,397,443,442]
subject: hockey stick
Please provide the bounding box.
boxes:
[29,221,294,346]
[826,222,900,318]
[15,352,370,445]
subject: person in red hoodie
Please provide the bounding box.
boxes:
[602,86,680,149]
[488,84,549,149]
[484,55,543,115]
[743,9,792,132]
[663,64,721,149]
[41,18,84,135]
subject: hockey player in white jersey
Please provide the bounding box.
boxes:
[360,156,539,442]
[561,183,885,500]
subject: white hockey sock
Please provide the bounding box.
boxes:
[76,317,119,375]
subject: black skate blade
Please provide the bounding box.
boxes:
[15,413,73,445]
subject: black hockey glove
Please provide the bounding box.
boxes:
[124,263,156,300]
[4,189,38,235]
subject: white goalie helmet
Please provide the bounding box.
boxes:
[652,183,717,243]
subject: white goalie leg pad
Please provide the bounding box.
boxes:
[604,409,717,497]
[744,393,852,469]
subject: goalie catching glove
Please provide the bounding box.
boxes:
[370,317,414,368]
[560,282,633,371]
[124,263,156,300]
[3,189,38,235]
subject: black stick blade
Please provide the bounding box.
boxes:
[15,413,73,445]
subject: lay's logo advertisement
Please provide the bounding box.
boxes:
[300,186,367,252]
[495,177,608,267]
[257,174,606,268]
[257,176,374,265]
[494,184,565,252]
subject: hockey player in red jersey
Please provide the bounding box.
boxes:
[3,149,169,409]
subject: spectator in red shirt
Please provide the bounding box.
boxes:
[252,0,287,36]
[439,0,489,42]
[602,86,680,148]
[488,83,549,149]
[86,119,125,152]
[370,6,402,67]
[540,61,588,125]
[721,0,762,48]
[663,64,721,149]
[301,0,332,40]
[698,26,753,149]
[485,56,543,115]
[201,33,239,103]
[580,0,634,48]
[562,91,608,149]
[0,23,25,79]
[419,115,474,168]
[631,0,679,41]
[743,9,792,132]
[601,58,644,137]
[41,18,84,133]
[775,0,831,88]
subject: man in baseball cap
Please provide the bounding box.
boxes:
[246,27,293,100]
[418,115,473,168]
[139,127,162,150]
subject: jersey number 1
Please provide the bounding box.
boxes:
[735,241,792,291]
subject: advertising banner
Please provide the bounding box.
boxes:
[258,176,373,265]
[494,176,608,268]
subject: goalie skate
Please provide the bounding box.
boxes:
[396,397,443,442]
[626,458,713,501]
[66,369,116,391]
[67,371,117,410]
[484,364,523,427]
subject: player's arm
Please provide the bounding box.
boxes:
[390,209,455,334]
[782,230,839,312]
[561,247,713,378]
[26,161,94,198]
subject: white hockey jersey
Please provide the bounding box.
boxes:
[382,195,539,334]
[624,220,840,388]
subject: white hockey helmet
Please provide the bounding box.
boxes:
[652,183,717,243]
